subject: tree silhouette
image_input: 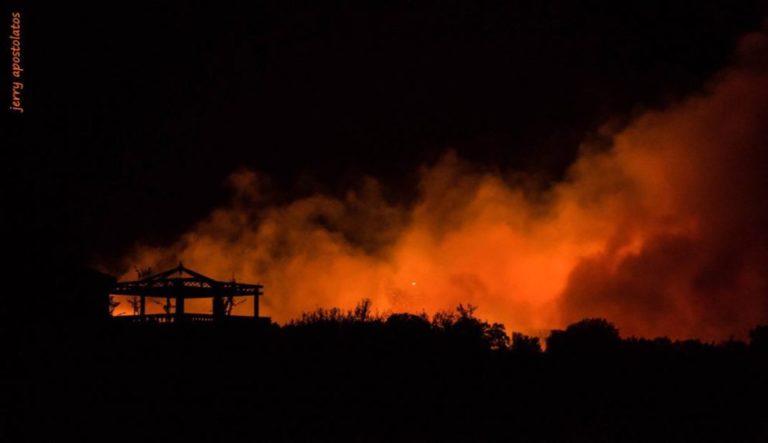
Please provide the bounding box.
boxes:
[547,318,621,355]
[510,332,542,355]
[353,298,373,321]
[108,295,120,315]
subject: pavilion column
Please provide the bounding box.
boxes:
[139,296,145,321]
[253,295,260,319]
[213,293,224,320]
[175,296,185,322]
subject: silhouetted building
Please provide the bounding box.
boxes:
[110,263,268,324]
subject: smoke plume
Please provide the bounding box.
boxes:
[115,29,768,340]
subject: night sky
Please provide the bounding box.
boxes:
[5,1,762,260]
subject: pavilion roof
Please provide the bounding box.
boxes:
[111,263,263,298]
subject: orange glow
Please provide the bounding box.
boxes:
[111,295,254,317]
[113,30,768,341]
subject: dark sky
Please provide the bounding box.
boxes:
[4,0,766,268]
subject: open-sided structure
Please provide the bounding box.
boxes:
[110,263,266,323]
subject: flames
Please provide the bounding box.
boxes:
[114,30,768,340]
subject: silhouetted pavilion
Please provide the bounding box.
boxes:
[111,263,266,323]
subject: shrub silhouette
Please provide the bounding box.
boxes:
[546,318,621,355]
[285,301,511,351]
[431,304,510,350]
[510,332,542,355]
[385,312,431,333]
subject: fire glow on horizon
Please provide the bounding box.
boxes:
[113,30,768,341]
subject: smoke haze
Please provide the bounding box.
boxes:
[115,29,768,340]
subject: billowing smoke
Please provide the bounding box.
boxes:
[115,29,768,340]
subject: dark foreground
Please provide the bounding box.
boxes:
[4,306,768,443]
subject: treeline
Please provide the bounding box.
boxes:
[281,299,768,356]
[7,300,768,442]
